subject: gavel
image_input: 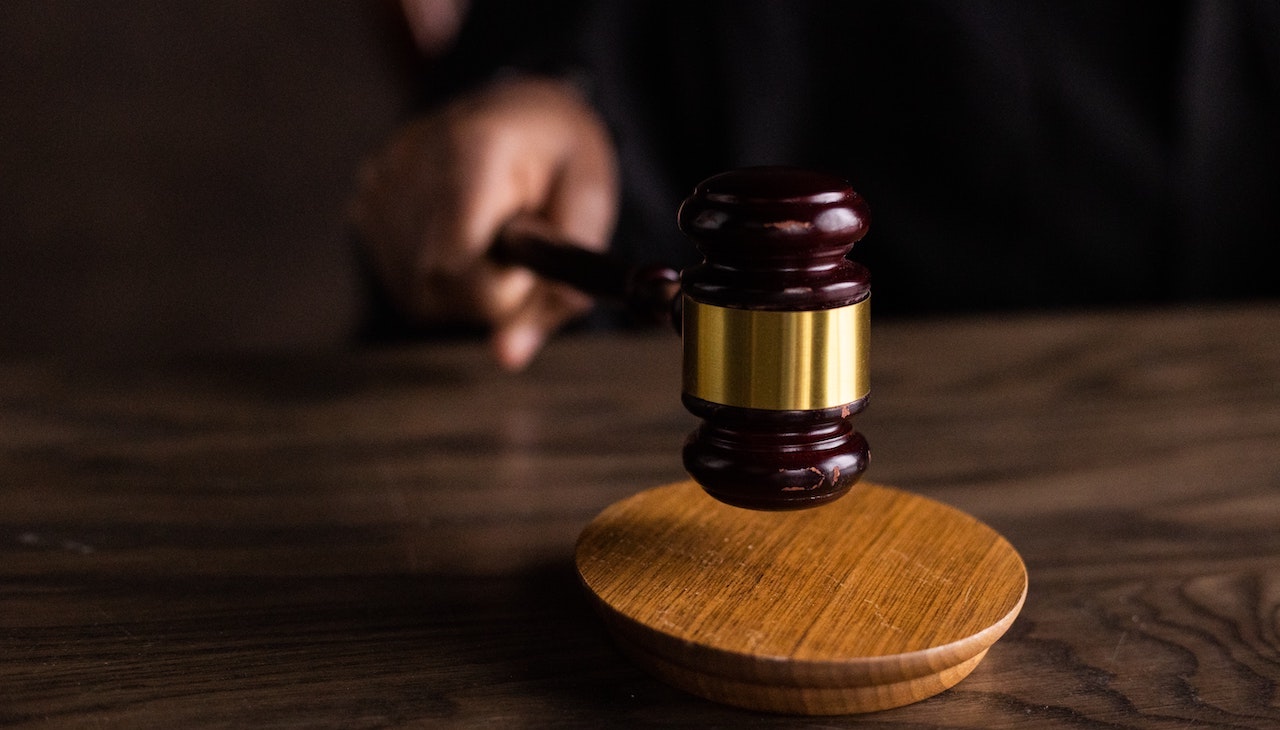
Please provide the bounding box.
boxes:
[492,167,872,511]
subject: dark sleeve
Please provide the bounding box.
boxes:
[378,0,1280,337]
[412,1,598,109]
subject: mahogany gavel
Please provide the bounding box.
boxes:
[492,167,872,511]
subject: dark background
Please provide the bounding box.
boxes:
[3,2,1277,358]
[1,2,416,357]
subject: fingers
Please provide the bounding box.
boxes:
[350,76,620,368]
[435,119,529,273]
[455,80,619,369]
[491,281,595,371]
[541,99,619,253]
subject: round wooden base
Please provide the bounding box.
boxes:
[575,481,1027,715]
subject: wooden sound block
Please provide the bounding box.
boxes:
[575,480,1027,715]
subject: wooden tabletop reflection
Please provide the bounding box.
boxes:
[3,304,1278,728]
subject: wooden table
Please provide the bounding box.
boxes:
[3,304,1278,728]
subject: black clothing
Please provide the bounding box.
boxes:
[424,0,1280,317]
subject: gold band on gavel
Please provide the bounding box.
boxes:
[682,296,870,411]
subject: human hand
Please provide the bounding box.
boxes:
[350,76,619,370]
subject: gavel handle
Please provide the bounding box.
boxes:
[490,215,682,329]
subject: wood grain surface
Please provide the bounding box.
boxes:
[576,480,1027,714]
[2,304,1279,728]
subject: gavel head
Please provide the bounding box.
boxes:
[678,167,872,510]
